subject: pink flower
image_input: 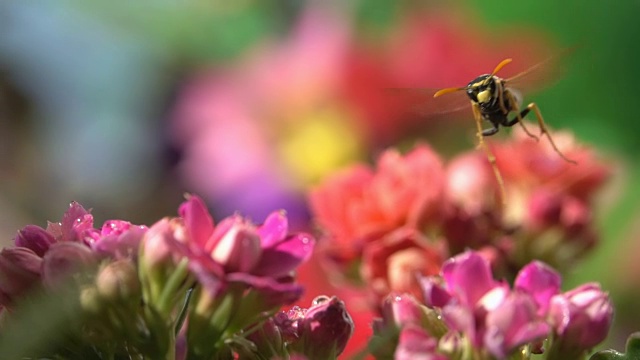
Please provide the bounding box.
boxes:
[309,143,445,263]
[483,292,550,358]
[177,195,314,286]
[548,283,613,354]
[279,296,355,359]
[0,201,145,310]
[420,251,557,358]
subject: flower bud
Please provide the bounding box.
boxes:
[42,242,97,288]
[288,296,354,359]
[14,225,55,257]
[0,247,42,306]
[548,283,613,355]
[96,259,140,303]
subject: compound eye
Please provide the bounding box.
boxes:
[477,89,492,103]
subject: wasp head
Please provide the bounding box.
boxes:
[466,75,497,105]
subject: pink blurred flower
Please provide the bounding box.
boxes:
[170,5,355,225]
[372,293,448,359]
[548,283,613,356]
[395,325,447,360]
[309,143,445,263]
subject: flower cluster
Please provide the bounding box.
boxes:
[0,202,146,311]
[0,195,355,360]
[372,251,614,360]
[310,129,609,303]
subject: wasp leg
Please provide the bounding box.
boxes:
[472,103,506,204]
[522,102,578,164]
[504,91,539,142]
[482,123,500,137]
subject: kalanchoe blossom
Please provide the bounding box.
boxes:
[152,195,315,358]
[176,195,315,297]
[418,251,562,359]
[0,201,146,311]
[310,143,445,263]
[548,283,613,357]
[277,295,355,359]
[412,251,614,359]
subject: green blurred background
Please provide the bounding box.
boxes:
[1,0,639,354]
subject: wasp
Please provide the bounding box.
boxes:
[432,57,577,202]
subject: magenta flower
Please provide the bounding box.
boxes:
[0,201,146,310]
[548,283,613,355]
[177,195,314,296]
[90,220,148,260]
[420,251,553,358]
[483,292,550,358]
[279,296,354,359]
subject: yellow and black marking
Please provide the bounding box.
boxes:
[434,58,577,204]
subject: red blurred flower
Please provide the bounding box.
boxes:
[361,227,443,301]
[493,127,610,201]
[309,143,445,263]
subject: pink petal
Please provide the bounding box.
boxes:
[420,276,452,308]
[179,195,214,247]
[442,251,496,307]
[60,202,94,242]
[14,225,55,257]
[258,211,289,249]
[252,233,315,277]
[395,325,445,360]
[515,260,561,315]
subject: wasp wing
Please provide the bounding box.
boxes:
[505,46,577,94]
[385,87,472,117]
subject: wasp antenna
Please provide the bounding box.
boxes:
[491,58,513,76]
[433,87,465,98]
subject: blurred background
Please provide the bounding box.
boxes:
[1,0,639,356]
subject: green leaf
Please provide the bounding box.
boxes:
[590,332,640,360]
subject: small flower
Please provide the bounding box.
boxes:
[419,251,562,358]
[96,259,140,303]
[483,291,550,359]
[548,283,613,355]
[285,296,355,359]
[90,220,148,260]
[177,196,315,293]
